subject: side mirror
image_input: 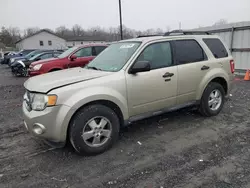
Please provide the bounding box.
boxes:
[129,61,151,74]
[70,55,77,61]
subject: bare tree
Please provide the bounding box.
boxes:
[213,19,228,26]
[72,24,84,36]
[108,27,119,41]
[23,27,40,37]
[55,26,71,37]
[166,26,171,32]
[0,27,21,47]
[155,28,164,34]
[8,27,21,38]
[0,24,187,47]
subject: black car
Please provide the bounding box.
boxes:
[11,51,62,76]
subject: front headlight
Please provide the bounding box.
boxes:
[17,60,25,66]
[31,93,57,111]
[33,64,42,70]
[11,58,15,63]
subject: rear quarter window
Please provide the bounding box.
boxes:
[203,38,228,58]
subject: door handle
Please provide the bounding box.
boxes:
[201,65,210,70]
[162,72,174,78]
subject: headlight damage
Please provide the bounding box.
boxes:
[33,64,42,70]
[24,91,57,111]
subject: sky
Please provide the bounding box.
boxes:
[0,0,250,31]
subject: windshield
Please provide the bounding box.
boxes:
[25,51,41,59]
[57,47,78,58]
[86,42,141,72]
[29,53,42,61]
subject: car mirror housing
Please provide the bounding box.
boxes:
[70,55,77,61]
[129,61,151,74]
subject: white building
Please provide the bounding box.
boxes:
[66,36,106,48]
[16,29,67,50]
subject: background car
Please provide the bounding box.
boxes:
[9,49,55,66]
[1,51,17,64]
[28,44,107,76]
[3,49,35,65]
[11,51,63,77]
[26,51,62,63]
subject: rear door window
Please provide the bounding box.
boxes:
[203,38,228,58]
[173,40,207,64]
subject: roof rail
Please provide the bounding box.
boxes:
[136,34,162,38]
[164,30,210,36]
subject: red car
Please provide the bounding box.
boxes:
[28,44,107,76]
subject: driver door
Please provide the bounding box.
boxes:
[69,47,94,68]
[126,41,178,116]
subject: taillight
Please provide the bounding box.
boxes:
[230,60,235,73]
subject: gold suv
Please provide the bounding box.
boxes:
[23,31,234,155]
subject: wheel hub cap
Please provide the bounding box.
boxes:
[208,89,222,111]
[81,116,112,147]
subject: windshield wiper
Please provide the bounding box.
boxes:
[86,66,102,71]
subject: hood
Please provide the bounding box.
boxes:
[31,58,58,66]
[24,68,112,93]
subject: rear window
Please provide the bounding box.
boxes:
[203,38,228,58]
[173,40,207,64]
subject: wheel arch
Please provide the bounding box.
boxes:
[66,99,125,142]
[49,68,62,72]
[196,70,230,101]
[209,77,228,94]
[196,76,229,100]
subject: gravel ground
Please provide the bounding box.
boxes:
[1,64,250,188]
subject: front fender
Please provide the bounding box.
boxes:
[196,68,230,100]
[12,61,25,68]
[65,86,128,118]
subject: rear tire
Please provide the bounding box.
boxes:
[69,104,120,155]
[199,82,225,117]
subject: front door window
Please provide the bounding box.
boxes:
[74,47,92,57]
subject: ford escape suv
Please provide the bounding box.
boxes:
[23,31,234,155]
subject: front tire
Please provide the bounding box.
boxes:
[69,104,120,155]
[20,67,28,77]
[199,82,225,117]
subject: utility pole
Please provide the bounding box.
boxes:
[119,0,123,40]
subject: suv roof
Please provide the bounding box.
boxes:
[122,29,221,44]
[122,34,221,44]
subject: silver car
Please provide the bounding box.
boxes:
[23,32,234,155]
